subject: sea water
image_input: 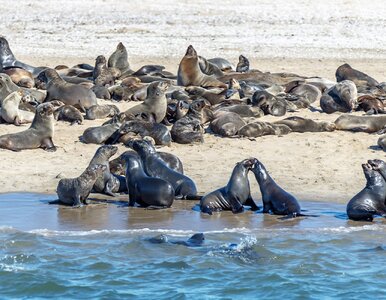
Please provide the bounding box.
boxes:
[1,193,386,299]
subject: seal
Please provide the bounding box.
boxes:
[284,81,322,105]
[252,90,287,116]
[320,80,358,114]
[346,162,386,221]
[1,90,35,125]
[82,119,123,144]
[85,104,120,120]
[0,73,45,103]
[124,81,169,123]
[91,85,111,100]
[251,159,305,217]
[334,115,386,133]
[131,140,197,199]
[213,101,264,118]
[177,45,227,88]
[198,56,223,77]
[171,99,206,144]
[209,111,246,137]
[37,69,97,111]
[336,63,379,89]
[200,158,259,215]
[148,233,205,247]
[55,164,107,207]
[2,68,34,88]
[356,95,386,115]
[54,104,83,125]
[237,122,291,138]
[0,102,56,151]
[274,116,336,132]
[207,58,234,72]
[124,153,174,208]
[236,55,250,73]
[108,42,131,74]
[378,134,386,151]
[185,86,226,105]
[93,55,115,87]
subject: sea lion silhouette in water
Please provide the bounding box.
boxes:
[200,158,259,215]
[346,162,386,222]
[148,233,205,247]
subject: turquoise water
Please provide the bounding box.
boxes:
[1,193,386,299]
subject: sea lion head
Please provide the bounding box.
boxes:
[0,36,13,59]
[130,139,156,156]
[147,81,170,97]
[116,42,125,51]
[37,102,54,116]
[96,145,118,158]
[37,68,59,83]
[240,158,257,170]
[185,45,197,57]
[236,55,249,72]
[187,233,205,246]
[95,55,107,66]
[251,159,269,181]
[362,163,377,182]
[338,80,357,111]
[368,159,386,172]
[86,164,107,179]
[189,99,206,113]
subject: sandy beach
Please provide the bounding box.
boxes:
[0,0,386,204]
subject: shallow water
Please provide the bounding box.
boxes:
[1,193,386,299]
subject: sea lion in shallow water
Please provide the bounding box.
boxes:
[200,158,259,215]
[148,233,205,247]
[346,162,386,221]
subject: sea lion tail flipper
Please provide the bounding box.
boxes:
[48,199,61,205]
[145,205,168,210]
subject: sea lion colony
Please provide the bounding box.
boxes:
[1,37,386,221]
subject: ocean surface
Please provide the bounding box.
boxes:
[1,193,386,299]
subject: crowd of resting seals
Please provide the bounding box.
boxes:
[0,37,386,221]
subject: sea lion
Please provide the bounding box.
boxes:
[148,233,205,247]
[320,80,358,114]
[124,81,169,123]
[274,116,336,132]
[213,101,264,118]
[55,164,107,207]
[285,82,322,105]
[54,104,83,125]
[378,134,386,151]
[0,103,56,151]
[252,90,287,116]
[93,55,115,87]
[336,63,379,88]
[185,86,226,105]
[82,121,123,144]
[132,65,166,76]
[1,91,35,125]
[177,45,227,88]
[131,140,197,199]
[37,69,97,111]
[236,55,250,73]
[2,68,34,88]
[209,111,246,137]
[88,145,119,196]
[207,58,234,72]
[124,153,174,208]
[356,95,386,115]
[171,99,206,144]
[85,104,120,120]
[108,42,131,74]
[237,122,291,138]
[200,158,259,215]
[346,162,386,221]
[198,56,223,77]
[91,85,111,100]
[0,73,45,103]
[251,159,304,217]
[334,115,386,133]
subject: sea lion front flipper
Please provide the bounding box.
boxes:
[244,196,260,211]
[72,195,82,208]
[229,195,244,214]
[105,179,117,197]
[41,138,57,152]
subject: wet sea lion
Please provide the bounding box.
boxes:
[148,233,205,247]
[336,63,379,88]
[237,122,291,138]
[125,153,174,208]
[1,91,35,125]
[55,164,107,207]
[0,103,56,151]
[209,111,246,137]
[274,116,336,132]
[124,81,169,123]
[171,99,206,144]
[54,104,83,125]
[200,158,259,215]
[347,162,386,221]
[131,140,197,199]
[177,45,227,88]
[334,115,386,133]
[108,42,131,74]
[252,90,287,116]
[2,68,34,88]
[85,104,120,120]
[236,55,250,73]
[320,80,358,114]
[38,69,97,111]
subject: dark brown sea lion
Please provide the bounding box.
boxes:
[108,42,131,74]
[252,90,287,116]
[236,55,250,73]
[334,115,386,133]
[0,103,56,151]
[1,90,35,125]
[171,99,206,144]
[177,45,227,88]
[209,111,246,137]
[54,104,83,125]
[336,63,379,88]
[285,82,322,105]
[320,80,358,114]
[356,95,386,115]
[200,158,258,215]
[2,68,34,88]
[37,69,97,111]
[274,116,336,132]
[85,104,120,120]
[346,162,386,221]
[55,164,107,207]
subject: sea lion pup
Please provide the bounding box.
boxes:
[54,104,83,125]
[274,116,336,133]
[177,45,227,88]
[185,86,226,105]
[0,103,56,151]
[209,111,246,137]
[148,233,205,247]
[334,115,386,133]
[236,55,250,73]
[92,55,115,87]
[212,101,264,118]
[284,81,322,105]
[85,104,120,120]
[237,122,291,138]
[252,90,287,116]
[0,73,44,103]
[1,91,35,125]
[2,68,34,88]
[124,81,169,123]
[198,56,223,77]
[171,99,206,144]
[251,159,308,218]
[356,95,386,115]
[108,42,132,74]
[207,57,234,72]
[87,145,119,196]
[0,37,45,76]
[37,69,97,111]
[124,153,174,208]
[91,85,111,100]
[346,162,386,221]
[200,158,258,215]
[336,63,379,89]
[131,140,198,199]
[54,164,107,207]
[320,80,358,114]
[82,119,124,145]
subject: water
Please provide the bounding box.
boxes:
[1,193,386,299]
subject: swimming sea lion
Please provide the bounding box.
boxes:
[1,91,35,125]
[320,80,358,114]
[334,115,386,133]
[54,104,83,125]
[85,104,120,120]
[55,164,107,207]
[0,103,56,151]
[200,158,259,214]
[148,233,205,247]
[274,116,336,132]
[346,162,386,221]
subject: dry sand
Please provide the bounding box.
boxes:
[0,0,386,204]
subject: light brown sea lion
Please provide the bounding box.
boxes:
[320,80,358,114]
[334,115,386,133]
[85,104,120,120]
[54,104,83,125]
[0,103,56,151]
[2,68,34,88]
[274,116,336,132]
[124,81,169,123]
[336,63,379,88]
[209,111,246,137]
[213,101,264,118]
[177,45,227,88]
[108,42,132,74]
[237,121,291,137]
[1,90,35,125]
[37,68,97,111]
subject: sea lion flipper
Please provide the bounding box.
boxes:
[244,196,260,211]
[229,195,244,214]
[41,137,57,152]
[72,195,82,208]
